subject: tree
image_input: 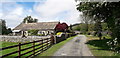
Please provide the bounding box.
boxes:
[72,25,80,31]
[0,19,13,35]
[2,20,7,35]
[23,16,38,23]
[80,11,94,32]
[88,23,94,31]
[0,19,8,35]
[7,28,12,34]
[76,1,120,51]
[94,21,102,32]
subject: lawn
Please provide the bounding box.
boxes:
[86,35,120,58]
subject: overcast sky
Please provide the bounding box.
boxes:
[0,0,81,29]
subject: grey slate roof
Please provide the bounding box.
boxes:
[13,22,59,31]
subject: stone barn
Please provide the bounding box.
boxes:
[13,22,59,36]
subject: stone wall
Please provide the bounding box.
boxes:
[0,36,50,42]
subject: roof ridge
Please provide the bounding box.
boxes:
[24,21,59,24]
[37,21,59,23]
[13,21,59,30]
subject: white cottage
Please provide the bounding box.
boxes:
[13,21,59,36]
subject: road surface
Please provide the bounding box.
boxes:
[53,35,94,57]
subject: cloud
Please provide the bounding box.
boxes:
[34,0,80,25]
[1,0,47,2]
[1,2,25,28]
[0,13,3,18]
[10,7,23,15]
[35,0,75,17]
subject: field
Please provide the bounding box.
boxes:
[0,36,51,58]
[1,41,39,58]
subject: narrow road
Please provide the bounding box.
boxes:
[53,35,94,56]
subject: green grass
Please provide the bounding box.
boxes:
[1,36,76,58]
[1,41,42,58]
[86,35,120,58]
[0,42,19,57]
[35,36,76,57]
[86,35,99,41]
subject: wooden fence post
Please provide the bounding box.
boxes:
[33,41,35,56]
[42,39,43,52]
[47,38,49,49]
[18,43,21,58]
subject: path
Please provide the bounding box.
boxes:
[53,35,94,56]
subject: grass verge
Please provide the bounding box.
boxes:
[86,35,120,58]
[35,36,76,57]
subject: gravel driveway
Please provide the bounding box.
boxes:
[53,35,94,57]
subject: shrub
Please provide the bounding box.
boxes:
[28,29,39,35]
[107,38,120,53]
[37,34,45,36]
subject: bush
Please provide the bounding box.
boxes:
[37,34,45,36]
[88,33,91,35]
[107,38,120,53]
[94,31,97,36]
[28,29,39,35]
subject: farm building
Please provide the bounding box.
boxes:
[13,21,59,36]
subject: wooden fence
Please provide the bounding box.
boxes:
[0,33,76,58]
[0,38,51,58]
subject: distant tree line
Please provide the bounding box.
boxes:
[72,23,107,34]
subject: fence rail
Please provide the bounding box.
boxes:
[0,33,75,58]
[0,38,51,58]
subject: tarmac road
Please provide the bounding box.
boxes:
[53,35,94,57]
